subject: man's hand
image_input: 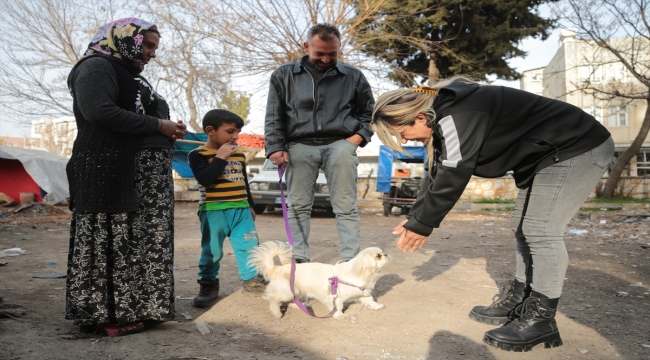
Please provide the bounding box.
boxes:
[269,151,289,166]
[345,134,363,145]
[216,143,237,160]
[392,219,428,253]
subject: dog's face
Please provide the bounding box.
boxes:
[349,247,391,278]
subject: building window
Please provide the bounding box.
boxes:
[606,62,628,83]
[607,105,628,127]
[585,106,604,123]
[636,150,650,176]
[581,64,602,83]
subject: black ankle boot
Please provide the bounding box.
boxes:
[193,278,219,308]
[469,279,530,325]
[483,290,563,352]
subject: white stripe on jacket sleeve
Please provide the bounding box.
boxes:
[438,115,462,168]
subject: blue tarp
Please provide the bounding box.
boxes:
[376,145,426,193]
[173,133,207,178]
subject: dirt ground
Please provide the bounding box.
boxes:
[1,201,649,360]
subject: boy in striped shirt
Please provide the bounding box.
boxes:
[188,109,266,308]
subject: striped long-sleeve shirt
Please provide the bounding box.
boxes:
[188,146,255,211]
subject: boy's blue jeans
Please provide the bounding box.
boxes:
[198,208,259,281]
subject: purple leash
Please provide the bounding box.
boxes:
[278,163,338,318]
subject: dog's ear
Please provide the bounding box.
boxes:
[350,249,379,278]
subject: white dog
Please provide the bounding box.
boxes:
[248,241,391,320]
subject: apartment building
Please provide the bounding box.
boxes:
[28,116,77,157]
[521,29,649,175]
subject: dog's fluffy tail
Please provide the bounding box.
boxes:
[248,240,293,280]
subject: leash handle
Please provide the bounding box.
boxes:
[278,164,293,247]
[278,163,336,318]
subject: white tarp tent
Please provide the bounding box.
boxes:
[0,145,69,203]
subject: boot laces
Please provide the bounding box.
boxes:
[489,280,515,307]
[511,296,554,329]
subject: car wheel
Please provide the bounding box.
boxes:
[325,207,335,217]
[253,205,266,214]
[383,202,393,217]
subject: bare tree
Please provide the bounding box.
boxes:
[0,0,236,134]
[217,90,252,125]
[553,0,650,198]
[0,0,122,125]
[200,0,390,81]
[138,0,234,132]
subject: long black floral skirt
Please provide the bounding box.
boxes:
[65,148,175,326]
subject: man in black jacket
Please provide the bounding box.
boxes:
[264,23,374,263]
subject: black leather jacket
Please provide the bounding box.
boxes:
[264,56,374,156]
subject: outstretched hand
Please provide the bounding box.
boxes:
[393,219,428,253]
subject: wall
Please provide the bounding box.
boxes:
[460,177,519,201]
[360,176,650,202]
[176,175,650,203]
[174,178,200,201]
[520,68,545,96]
[543,43,567,101]
[596,177,650,199]
[358,176,520,202]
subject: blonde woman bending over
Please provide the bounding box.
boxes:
[371,76,613,352]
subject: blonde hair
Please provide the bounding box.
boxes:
[371,75,476,176]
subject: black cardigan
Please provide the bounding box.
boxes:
[66,56,161,213]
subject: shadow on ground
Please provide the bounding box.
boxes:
[427,330,497,360]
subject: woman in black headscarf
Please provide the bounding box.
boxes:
[65,18,187,336]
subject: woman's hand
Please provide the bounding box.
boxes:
[250,207,256,222]
[159,119,188,140]
[171,120,188,140]
[393,219,428,253]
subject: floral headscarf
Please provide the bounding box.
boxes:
[83,18,156,74]
[74,17,168,119]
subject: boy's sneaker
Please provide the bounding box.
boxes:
[242,275,267,293]
[193,278,219,308]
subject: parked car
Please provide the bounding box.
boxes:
[249,159,332,214]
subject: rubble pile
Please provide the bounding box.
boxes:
[0,203,68,218]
